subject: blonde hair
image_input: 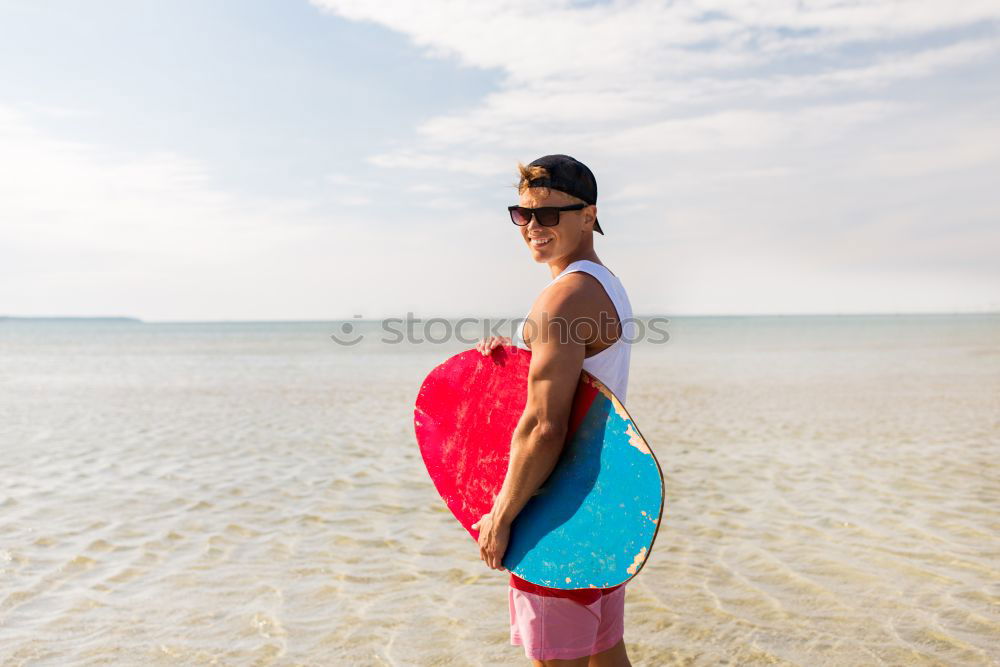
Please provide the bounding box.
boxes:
[514,162,587,205]
[516,162,550,195]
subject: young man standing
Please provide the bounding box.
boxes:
[471,155,635,666]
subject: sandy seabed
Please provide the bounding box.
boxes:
[1,315,997,665]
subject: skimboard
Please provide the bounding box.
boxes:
[414,345,665,589]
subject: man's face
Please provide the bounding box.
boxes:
[518,187,594,264]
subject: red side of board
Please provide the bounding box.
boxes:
[414,346,598,540]
[414,346,529,539]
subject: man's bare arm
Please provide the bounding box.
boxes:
[474,282,591,569]
[492,330,582,524]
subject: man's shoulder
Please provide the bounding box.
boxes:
[537,271,612,317]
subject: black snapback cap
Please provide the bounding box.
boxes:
[526,154,603,234]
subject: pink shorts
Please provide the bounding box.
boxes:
[509,584,626,661]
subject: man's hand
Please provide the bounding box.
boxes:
[475,336,511,356]
[471,512,510,571]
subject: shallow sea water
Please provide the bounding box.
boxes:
[0,315,998,665]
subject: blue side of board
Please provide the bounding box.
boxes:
[502,378,663,589]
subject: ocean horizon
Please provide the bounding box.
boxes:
[4,310,998,322]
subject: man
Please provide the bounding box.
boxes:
[471,154,635,666]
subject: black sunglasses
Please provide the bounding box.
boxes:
[508,204,587,227]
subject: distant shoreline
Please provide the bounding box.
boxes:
[1,312,997,325]
[0,316,143,323]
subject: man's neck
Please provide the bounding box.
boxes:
[549,248,602,278]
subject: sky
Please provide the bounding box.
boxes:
[1,0,998,320]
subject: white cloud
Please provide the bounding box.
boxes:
[0,106,308,262]
[311,0,1000,174]
[306,0,1000,315]
[406,183,448,194]
[0,105,384,319]
[0,105,553,320]
[331,194,372,206]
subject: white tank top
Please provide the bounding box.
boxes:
[516,260,634,403]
